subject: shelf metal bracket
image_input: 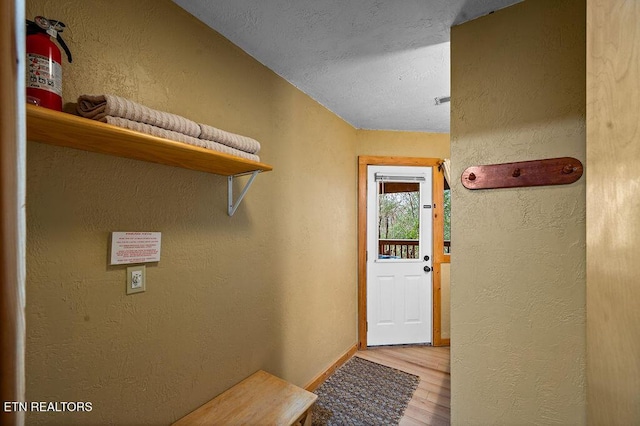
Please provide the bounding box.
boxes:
[227,170,260,216]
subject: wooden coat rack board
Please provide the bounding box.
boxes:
[461,157,583,190]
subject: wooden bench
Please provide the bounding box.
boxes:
[173,370,318,426]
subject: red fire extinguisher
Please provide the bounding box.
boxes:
[26,16,72,111]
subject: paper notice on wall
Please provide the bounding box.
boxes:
[110,232,161,265]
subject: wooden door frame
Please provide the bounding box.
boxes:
[432,168,450,347]
[1,0,26,424]
[358,156,447,349]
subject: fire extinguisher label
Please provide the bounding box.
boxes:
[26,53,62,96]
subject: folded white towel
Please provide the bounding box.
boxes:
[105,116,261,162]
[77,94,201,138]
[198,123,261,154]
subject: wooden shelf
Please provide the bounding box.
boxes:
[26,104,273,176]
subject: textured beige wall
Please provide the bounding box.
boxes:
[587,1,640,424]
[451,0,586,424]
[25,1,357,424]
[356,129,449,159]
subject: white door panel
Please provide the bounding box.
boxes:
[367,165,432,346]
[376,275,394,324]
[404,275,422,323]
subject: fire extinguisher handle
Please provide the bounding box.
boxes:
[56,34,72,63]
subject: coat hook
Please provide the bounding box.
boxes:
[461,157,583,190]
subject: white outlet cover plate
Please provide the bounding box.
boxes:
[126,265,146,295]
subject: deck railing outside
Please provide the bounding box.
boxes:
[378,239,419,259]
[378,239,451,258]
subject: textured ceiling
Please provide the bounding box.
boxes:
[173,0,522,132]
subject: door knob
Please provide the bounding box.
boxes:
[424,265,431,272]
[424,255,430,261]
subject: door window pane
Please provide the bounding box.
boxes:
[377,182,420,259]
[444,178,451,254]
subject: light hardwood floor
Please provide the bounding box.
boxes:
[355,345,451,426]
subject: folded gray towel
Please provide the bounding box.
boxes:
[77,94,201,138]
[105,116,261,162]
[199,123,261,154]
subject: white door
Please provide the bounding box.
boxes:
[367,165,433,346]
